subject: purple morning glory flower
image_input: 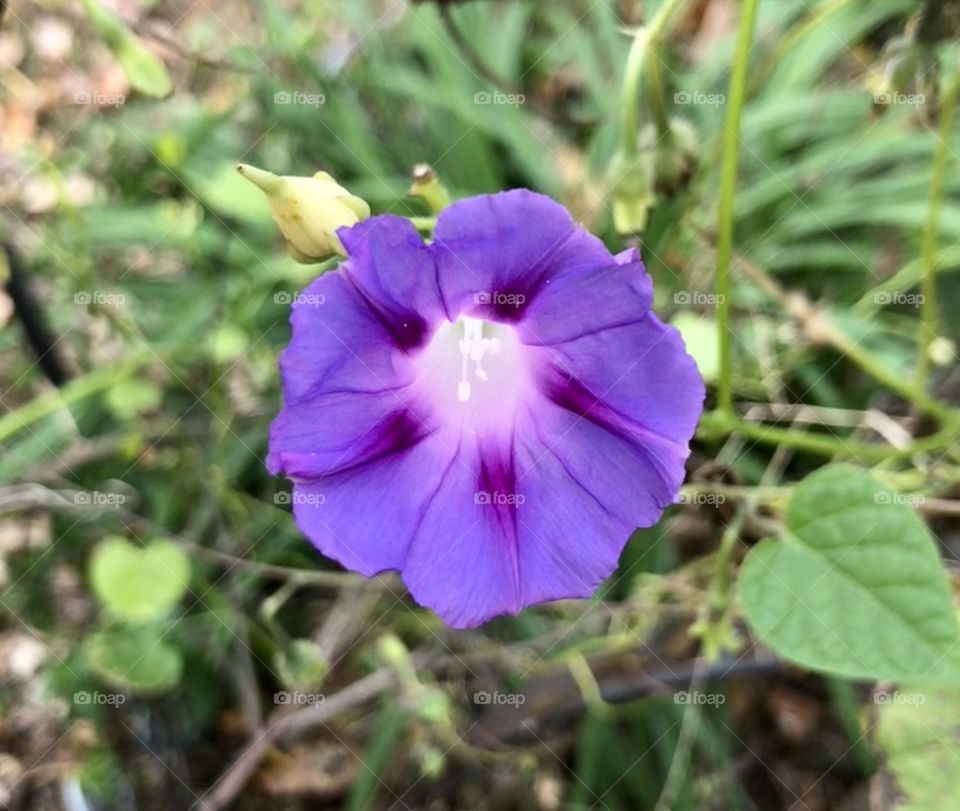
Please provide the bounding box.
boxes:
[267,190,704,628]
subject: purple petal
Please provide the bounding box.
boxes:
[401,404,652,627]
[267,216,441,476]
[289,428,458,576]
[534,313,705,451]
[400,434,525,628]
[432,190,616,322]
[337,216,447,342]
[517,250,653,346]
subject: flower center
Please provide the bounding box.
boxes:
[458,317,502,402]
[412,316,528,432]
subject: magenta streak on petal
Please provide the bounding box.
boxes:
[475,434,522,601]
[343,271,430,352]
[537,361,678,498]
[319,409,433,478]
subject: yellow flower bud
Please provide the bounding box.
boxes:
[236,163,370,263]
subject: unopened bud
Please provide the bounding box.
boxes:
[868,35,924,104]
[408,164,452,213]
[237,163,370,263]
[609,151,656,236]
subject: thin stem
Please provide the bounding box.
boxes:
[201,669,396,811]
[645,48,673,139]
[407,215,437,232]
[734,250,957,425]
[565,651,608,715]
[494,653,782,745]
[838,331,954,424]
[437,4,580,126]
[620,0,688,156]
[916,0,945,45]
[696,506,750,651]
[656,506,748,811]
[179,539,361,587]
[621,28,651,158]
[647,0,688,45]
[917,68,959,383]
[3,241,71,386]
[715,0,761,417]
[653,656,708,811]
[705,509,748,636]
[681,481,790,504]
[725,416,956,461]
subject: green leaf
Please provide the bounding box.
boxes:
[874,686,960,811]
[84,625,183,693]
[80,0,172,97]
[738,465,960,682]
[90,537,191,622]
[105,379,163,419]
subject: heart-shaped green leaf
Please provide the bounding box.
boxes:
[739,465,960,682]
[84,625,183,694]
[91,537,191,622]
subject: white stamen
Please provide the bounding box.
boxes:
[457,317,501,402]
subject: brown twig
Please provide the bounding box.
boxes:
[198,669,396,811]
[316,580,385,662]
[470,649,783,746]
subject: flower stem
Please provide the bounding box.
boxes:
[717,414,958,462]
[565,651,608,716]
[715,0,761,418]
[836,329,955,425]
[407,216,437,232]
[621,28,651,159]
[646,0,688,50]
[733,252,958,426]
[917,67,959,384]
[700,506,748,658]
[916,0,945,45]
[620,0,688,157]
[645,48,673,140]
[657,504,748,811]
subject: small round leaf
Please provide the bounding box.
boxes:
[90,537,191,622]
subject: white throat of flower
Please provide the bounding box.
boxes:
[457,317,502,402]
[412,316,527,432]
